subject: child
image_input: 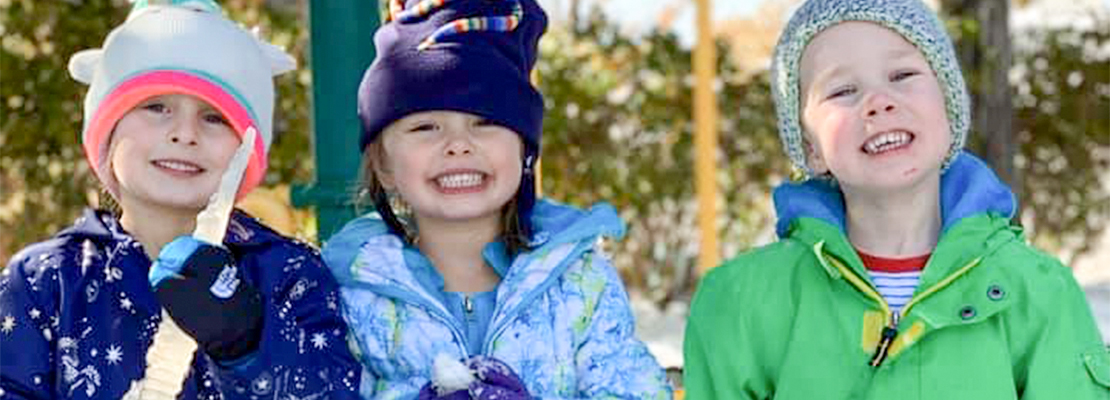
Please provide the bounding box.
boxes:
[683,0,1109,398]
[0,1,360,398]
[321,0,671,398]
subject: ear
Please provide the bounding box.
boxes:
[371,156,396,191]
[251,29,296,75]
[804,137,829,175]
[68,49,103,84]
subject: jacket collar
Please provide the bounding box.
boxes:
[323,199,624,313]
[774,152,1020,283]
[58,208,283,248]
[774,151,1016,238]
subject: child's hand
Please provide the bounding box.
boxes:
[417,355,530,399]
[465,356,530,400]
[417,384,471,400]
[149,237,264,361]
[419,354,475,399]
[148,128,263,361]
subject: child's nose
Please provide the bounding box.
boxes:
[167,118,200,146]
[444,141,473,156]
[864,93,898,118]
[443,132,474,156]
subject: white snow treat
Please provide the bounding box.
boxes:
[432,353,476,395]
[122,311,198,400]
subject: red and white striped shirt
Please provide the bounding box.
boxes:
[857,250,930,314]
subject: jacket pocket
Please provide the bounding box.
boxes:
[1083,346,1110,388]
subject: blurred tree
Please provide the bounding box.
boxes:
[1,0,123,262]
[537,9,787,304]
[942,2,1109,264]
[942,0,1019,202]
[1008,10,1110,265]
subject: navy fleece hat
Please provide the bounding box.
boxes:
[357,0,548,240]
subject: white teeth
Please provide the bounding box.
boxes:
[154,160,201,172]
[863,131,913,154]
[436,173,484,189]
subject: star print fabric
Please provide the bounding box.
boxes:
[0,209,361,399]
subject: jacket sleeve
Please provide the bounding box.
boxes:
[0,250,61,399]
[335,289,430,400]
[1018,258,1110,398]
[556,248,671,400]
[682,264,765,400]
[193,244,362,399]
[358,370,427,400]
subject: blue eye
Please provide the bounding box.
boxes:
[409,122,437,132]
[203,113,230,126]
[826,86,856,100]
[142,103,168,113]
[891,70,919,82]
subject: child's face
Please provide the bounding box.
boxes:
[376,110,523,226]
[110,94,241,212]
[799,22,951,192]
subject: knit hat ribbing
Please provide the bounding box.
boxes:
[68,0,296,199]
[770,0,970,177]
[357,0,548,240]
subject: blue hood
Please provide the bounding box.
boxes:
[773,151,1017,237]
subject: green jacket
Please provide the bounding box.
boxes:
[684,153,1109,399]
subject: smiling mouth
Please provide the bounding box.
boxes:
[862,130,914,155]
[434,172,487,193]
[152,159,204,173]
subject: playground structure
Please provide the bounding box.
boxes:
[253,1,724,282]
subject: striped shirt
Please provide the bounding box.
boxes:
[857,251,930,314]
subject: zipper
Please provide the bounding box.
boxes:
[822,249,984,368]
[464,294,474,314]
[823,254,897,368]
[869,311,900,367]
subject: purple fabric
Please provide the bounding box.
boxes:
[466,356,530,400]
[417,356,531,400]
[417,384,470,400]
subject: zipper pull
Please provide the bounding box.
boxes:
[869,311,900,368]
[464,295,474,314]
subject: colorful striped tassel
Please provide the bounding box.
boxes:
[417,0,522,50]
[386,0,524,51]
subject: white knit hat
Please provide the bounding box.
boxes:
[68,0,296,198]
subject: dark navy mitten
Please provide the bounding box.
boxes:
[150,236,264,361]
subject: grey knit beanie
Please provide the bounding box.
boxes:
[770,0,970,177]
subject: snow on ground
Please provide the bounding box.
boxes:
[631,294,687,369]
[1074,225,1110,343]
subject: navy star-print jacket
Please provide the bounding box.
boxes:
[0,209,361,399]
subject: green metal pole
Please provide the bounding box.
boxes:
[292,1,380,242]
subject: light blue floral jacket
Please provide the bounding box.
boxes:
[323,199,672,400]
